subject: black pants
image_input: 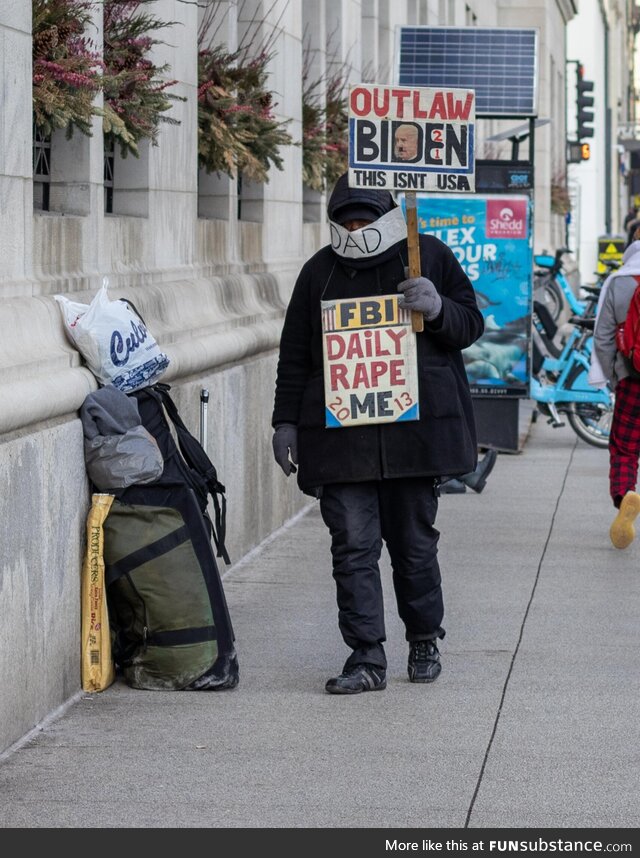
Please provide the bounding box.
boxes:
[319,477,444,670]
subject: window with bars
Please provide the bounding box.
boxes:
[33,123,51,211]
[104,135,115,214]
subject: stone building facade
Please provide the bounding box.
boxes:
[0,0,631,754]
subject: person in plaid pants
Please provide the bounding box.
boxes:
[594,230,640,548]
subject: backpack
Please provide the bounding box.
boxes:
[101,383,238,691]
[615,275,640,371]
[130,384,230,565]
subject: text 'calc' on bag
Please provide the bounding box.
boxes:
[55,278,170,392]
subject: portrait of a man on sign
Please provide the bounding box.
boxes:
[394,124,420,161]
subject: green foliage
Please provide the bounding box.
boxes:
[32,0,102,138]
[302,69,349,192]
[102,0,184,158]
[198,45,293,183]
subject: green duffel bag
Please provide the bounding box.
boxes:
[103,484,238,691]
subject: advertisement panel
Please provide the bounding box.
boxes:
[412,194,533,396]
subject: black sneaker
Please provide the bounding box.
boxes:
[407,640,442,683]
[325,663,387,695]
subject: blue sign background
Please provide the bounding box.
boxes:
[411,194,532,395]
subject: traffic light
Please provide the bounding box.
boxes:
[567,141,591,163]
[576,63,594,140]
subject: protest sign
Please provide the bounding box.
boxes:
[321,294,419,428]
[347,83,476,334]
[347,84,476,192]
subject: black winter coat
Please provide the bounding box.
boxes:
[272,233,484,495]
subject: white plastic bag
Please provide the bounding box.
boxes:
[55,279,170,392]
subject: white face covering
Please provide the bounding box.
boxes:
[329,207,407,261]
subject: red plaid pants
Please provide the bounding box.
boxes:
[609,375,640,505]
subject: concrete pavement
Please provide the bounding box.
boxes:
[1,413,639,829]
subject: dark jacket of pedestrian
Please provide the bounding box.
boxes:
[271,173,484,694]
[272,185,484,496]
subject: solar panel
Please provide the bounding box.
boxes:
[397,27,538,117]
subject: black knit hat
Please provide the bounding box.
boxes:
[327,172,395,224]
[332,203,382,225]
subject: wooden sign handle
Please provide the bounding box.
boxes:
[404,191,424,333]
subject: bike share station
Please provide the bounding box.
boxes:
[395,26,540,451]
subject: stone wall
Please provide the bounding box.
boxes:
[0,0,315,755]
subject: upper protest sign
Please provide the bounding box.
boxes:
[348,83,476,193]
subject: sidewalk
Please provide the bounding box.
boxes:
[1,415,639,829]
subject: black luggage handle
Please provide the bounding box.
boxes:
[151,384,230,565]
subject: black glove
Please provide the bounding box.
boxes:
[397,276,442,321]
[272,423,298,476]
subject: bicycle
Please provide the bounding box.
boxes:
[530,302,613,448]
[534,248,619,323]
[533,248,586,321]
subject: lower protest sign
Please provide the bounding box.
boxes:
[321,295,419,428]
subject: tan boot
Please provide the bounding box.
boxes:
[610,491,640,549]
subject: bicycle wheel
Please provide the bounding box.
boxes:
[566,400,613,448]
[563,365,613,448]
[535,276,564,322]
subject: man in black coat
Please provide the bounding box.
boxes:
[272,172,484,694]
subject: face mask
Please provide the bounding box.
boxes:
[329,207,407,261]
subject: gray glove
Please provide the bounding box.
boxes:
[272,423,298,476]
[397,276,442,321]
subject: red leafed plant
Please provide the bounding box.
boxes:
[551,170,571,216]
[302,64,349,192]
[102,0,184,157]
[197,44,293,182]
[197,2,293,182]
[32,0,102,137]
[32,0,183,154]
